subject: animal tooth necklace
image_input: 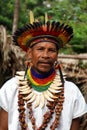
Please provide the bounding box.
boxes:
[17,67,64,130]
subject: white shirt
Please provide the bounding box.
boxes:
[0,77,87,130]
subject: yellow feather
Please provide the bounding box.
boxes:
[45,13,48,23]
[29,10,34,24]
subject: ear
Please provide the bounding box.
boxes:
[27,48,32,59]
[55,54,58,61]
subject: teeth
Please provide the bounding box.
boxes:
[48,87,61,93]
[16,71,25,76]
[53,80,61,84]
[50,84,57,89]
[46,90,57,99]
[54,75,60,79]
[54,78,60,81]
[19,86,31,91]
[34,95,40,108]
[19,85,30,89]
[17,71,64,108]
[16,75,25,81]
[50,84,63,90]
[18,81,28,85]
[23,92,34,100]
[20,89,32,94]
[43,91,54,101]
[27,94,36,103]
[46,90,53,97]
[40,93,45,108]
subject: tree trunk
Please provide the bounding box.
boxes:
[12,0,20,35]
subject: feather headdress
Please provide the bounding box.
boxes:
[13,12,73,52]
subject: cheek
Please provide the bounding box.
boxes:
[52,54,58,61]
[31,53,40,63]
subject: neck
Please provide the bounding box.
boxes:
[27,67,56,90]
[30,67,55,79]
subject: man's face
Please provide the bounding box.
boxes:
[27,42,58,74]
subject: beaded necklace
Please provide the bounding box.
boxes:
[17,66,64,130]
[27,67,56,92]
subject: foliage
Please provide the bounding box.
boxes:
[46,0,87,54]
[0,0,87,54]
[71,23,87,53]
[78,60,87,69]
[0,0,14,32]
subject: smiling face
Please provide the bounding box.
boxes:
[27,41,58,74]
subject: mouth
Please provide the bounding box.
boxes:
[39,59,52,63]
[39,61,51,65]
[38,61,53,68]
[40,62,50,64]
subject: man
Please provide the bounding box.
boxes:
[0,21,87,130]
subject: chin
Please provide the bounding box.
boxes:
[32,66,52,74]
[37,68,51,74]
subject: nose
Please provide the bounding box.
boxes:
[42,50,49,58]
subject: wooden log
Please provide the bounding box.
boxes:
[58,54,87,60]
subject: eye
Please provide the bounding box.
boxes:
[37,47,44,50]
[49,48,57,52]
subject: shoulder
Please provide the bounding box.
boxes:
[64,80,80,92]
[64,80,87,118]
[64,80,78,88]
[0,77,18,94]
[0,77,19,111]
[64,80,87,108]
[64,80,83,99]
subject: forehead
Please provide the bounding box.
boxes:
[29,37,58,48]
[31,41,57,49]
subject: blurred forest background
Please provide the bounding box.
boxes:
[0,0,87,53]
[0,0,87,129]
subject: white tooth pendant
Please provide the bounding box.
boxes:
[46,90,57,99]
[48,87,61,93]
[16,75,25,81]
[43,91,54,101]
[23,91,34,100]
[27,93,36,103]
[19,81,28,86]
[50,84,63,90]
[16,71,25,76]
[19,88,32,95]
[53,80,62,85]
[19,85,30,90]
[40,93,45,108]
[54,75,60,80]
[34,94,40,108]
